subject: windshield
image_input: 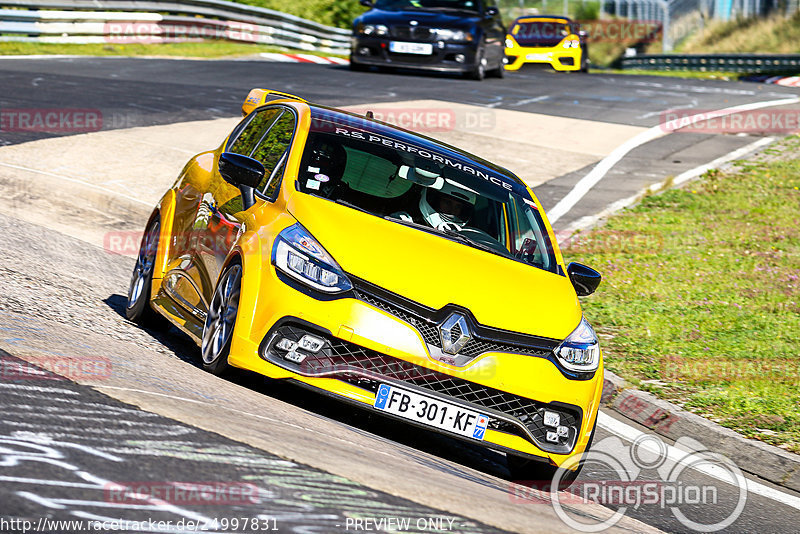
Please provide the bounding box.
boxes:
[296,118,558,274]
[512,20,572,46]
[373,0,483,12]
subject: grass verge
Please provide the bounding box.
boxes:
[597,69,742,80]
[562,135,800,453]
[677,11,800,54]
[0,41,343,59]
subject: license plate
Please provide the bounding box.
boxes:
[389,41,433,55]
[374,384,489,440]
[526,53,551,61]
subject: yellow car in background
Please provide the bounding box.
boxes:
[126,88,603,485]
[505,16,588,72]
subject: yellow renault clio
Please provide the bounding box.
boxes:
[126,89,603,484]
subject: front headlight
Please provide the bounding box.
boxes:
[358,24,388,36]
[505,37,515,48]
[562,39,580,48]
[556,317,600,372]
[433,28,472,42]
[271,223,352,293]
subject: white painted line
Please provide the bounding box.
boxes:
[547,96,800,224]
[672,136,775,186]
[598,411,800,511]
[512,95,551,106]
[0,383,80,394]
[559,136,776,237]
[0,161,151,207]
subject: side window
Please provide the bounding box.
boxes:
[251,111,296,195]
[229,108,280,156]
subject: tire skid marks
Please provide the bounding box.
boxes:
[0,352,501,533]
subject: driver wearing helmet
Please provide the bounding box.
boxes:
[420,179,477,231]
[390,158,478,231]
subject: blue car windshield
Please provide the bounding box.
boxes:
[373,0,483,12]
[296,118,558,274]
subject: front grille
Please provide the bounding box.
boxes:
[352,282,555,360]
[390,25,435,41]
[265,323,580,453]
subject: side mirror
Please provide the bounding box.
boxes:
[359,0,373,6]
[219,152,264,189]
[567,262,601,296]
[485,6,499,16]
[219,152,264,210]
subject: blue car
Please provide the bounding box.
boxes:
[351,0,506,80]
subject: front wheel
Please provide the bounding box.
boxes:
[488,56,505,78]
[126,216,162,327]
[201,263,242,375]
[466,49,487,81]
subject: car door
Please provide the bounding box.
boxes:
[199,106,297,303]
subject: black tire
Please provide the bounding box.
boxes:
[466,48,486,81]
[579,46,589,73]
[349,59,369,72]
[200,262,242,375]
[488,57,505,78]
[507,417,598,489]
[125,216,163,327]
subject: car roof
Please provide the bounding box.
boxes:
[307,104,528,192]
[512,15,573,23]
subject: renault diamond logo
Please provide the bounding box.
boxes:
[439,313,471,355]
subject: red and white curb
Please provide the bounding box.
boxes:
[259,52,348,65]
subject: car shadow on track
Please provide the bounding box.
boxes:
[104,292,514,487]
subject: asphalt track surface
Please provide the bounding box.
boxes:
[1,58,800,533]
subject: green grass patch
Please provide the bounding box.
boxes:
[0,41,344,59]
[600,69,741,80]
[226,0,366,28]
[563,135,800,453]
[677,10,800,54]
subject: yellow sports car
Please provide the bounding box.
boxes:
[505,16,588,72]
[126,88,603,484]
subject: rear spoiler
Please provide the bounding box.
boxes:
[241,89,307,117]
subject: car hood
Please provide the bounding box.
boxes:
[288,194,581,341]
[357,9,480,30]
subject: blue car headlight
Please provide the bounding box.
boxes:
[556,317,600,372]
[271,223,352,293]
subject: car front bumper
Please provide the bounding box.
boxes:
[505,45,583,72]
[225,239,603,466]
[350,36,478,73]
